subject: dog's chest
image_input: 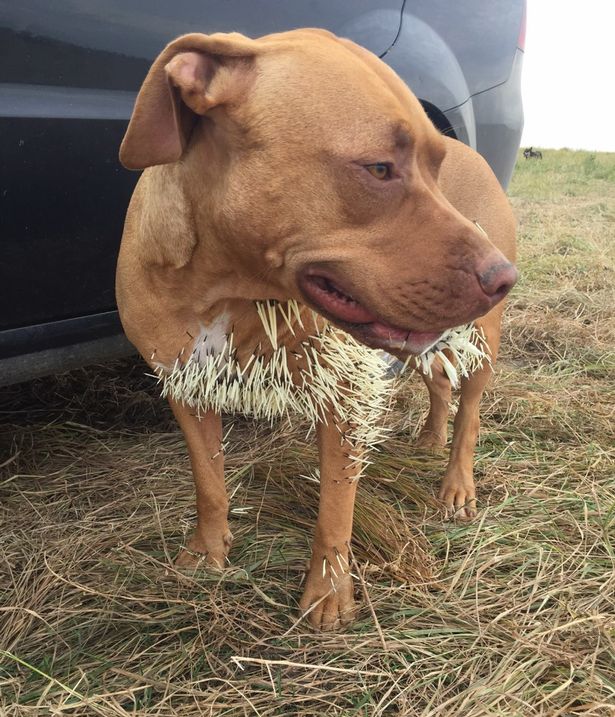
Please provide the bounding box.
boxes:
[189,313,232,366]
[151,302,488,473]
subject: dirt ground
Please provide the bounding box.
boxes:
[1,150,614,715]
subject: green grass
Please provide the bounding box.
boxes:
[1,149,614,715]
[511,148,615,199]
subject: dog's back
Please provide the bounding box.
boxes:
[438,137,516,265]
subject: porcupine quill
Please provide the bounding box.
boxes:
[153,300,490,477]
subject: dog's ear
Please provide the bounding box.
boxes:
[120,32,257,170]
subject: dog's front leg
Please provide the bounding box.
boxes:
[416,358,452,451]
[439,316,502,520]
[300,417,359,631]
[169,400,232,569]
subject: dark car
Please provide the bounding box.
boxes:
[0,0,525,386]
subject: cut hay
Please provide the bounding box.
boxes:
[1,149,614,715]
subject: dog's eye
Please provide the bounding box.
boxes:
[365,163,392,180]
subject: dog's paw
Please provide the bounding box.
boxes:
[438,475,477,520]
[299,550,357,631]
[175,528,233,570]
[415,428,447,453]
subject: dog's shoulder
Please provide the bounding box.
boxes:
[121,165,197,270]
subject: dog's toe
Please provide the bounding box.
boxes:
[439,478,477,521]
[415,429,447,454]
[299,570,356,631]
[175,529,233,570]
[175,547,206,569]
[320,605,341,632]
[313,593,356,632]
[175,547,227,570]
[455,503,477,521]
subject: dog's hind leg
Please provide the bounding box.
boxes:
[169,400,233,569]
[438,314,502,520]
[416,357,452,451]
[299,416,359,631]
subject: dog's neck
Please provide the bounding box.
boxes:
[150,297,321,371]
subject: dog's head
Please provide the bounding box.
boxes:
[121,30,516,355]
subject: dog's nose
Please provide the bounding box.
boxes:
[475,254,518,303]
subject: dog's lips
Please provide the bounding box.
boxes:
[299,272,443,355]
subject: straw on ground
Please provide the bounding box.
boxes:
[1,149,614,716]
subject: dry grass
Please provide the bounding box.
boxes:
[1,149,614,716]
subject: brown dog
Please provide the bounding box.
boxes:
[116,29,516,630]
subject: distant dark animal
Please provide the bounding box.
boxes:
[523,147,543,159]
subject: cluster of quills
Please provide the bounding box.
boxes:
[154,299,490,478]
[400,322,490,387]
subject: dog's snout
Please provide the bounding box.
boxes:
[475,254,518,303]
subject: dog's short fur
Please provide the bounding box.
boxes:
[117,29,516,630]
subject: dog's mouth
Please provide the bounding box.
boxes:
[298,271,443,355]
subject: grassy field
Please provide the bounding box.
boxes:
[1,149,614,716]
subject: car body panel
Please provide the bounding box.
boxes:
[395,1,524,98]
[468,50,525,190]
[0,117,135,330]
